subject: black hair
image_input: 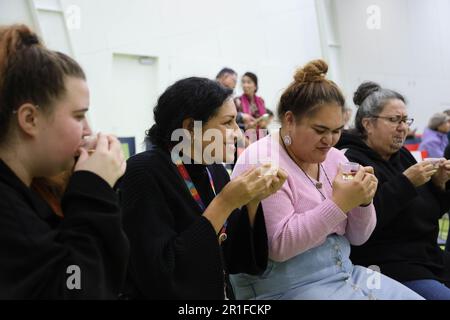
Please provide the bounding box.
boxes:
[242,72,259,92]
[216,68,237,80]
[146,77,233,148]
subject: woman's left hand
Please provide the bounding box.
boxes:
[257,166,288,202]
[431,160,450,189]
[246,167,288,225]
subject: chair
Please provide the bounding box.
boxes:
[405,143,428,162]
[438,213,449,250]
[119,137,136,159]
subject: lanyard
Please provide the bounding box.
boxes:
[173,155,228,244]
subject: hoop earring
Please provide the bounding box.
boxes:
[283,135,292,146]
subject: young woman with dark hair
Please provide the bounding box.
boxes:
[0,24,129,299]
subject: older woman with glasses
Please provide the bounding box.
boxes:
[336,82,450,300]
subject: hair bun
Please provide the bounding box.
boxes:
[294,59,328,84]
[21,33,39,46]
[353,81,381,106]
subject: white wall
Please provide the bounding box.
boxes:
[2,0,324,152]
[56,0,323,151]
[332,0,450,132]
[0,0,321,150]
[0,0,35,26]
[4,0,450,142]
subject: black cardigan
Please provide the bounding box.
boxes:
[0,160,129,299]
[118,145,268,300]
[336,132,450,285]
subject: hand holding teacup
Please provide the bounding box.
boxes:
[430,158,450,189]
[333,163,378,213]
[404,160,440,187]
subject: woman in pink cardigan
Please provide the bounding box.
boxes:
[230,60,423,300]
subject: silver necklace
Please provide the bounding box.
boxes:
[279,130,333,200]
[298,164,333,200]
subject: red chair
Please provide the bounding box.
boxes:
[404,143,419,152]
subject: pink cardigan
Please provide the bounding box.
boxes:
[239,94,266,118]
[231,133,377,262]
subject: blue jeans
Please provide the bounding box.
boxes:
[403,279,450,300]
[230,234,423,300]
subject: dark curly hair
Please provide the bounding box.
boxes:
[146,77,233,148]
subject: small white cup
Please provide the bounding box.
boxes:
[340,161,360,180]
[81,135,98,155]
[258,160,279,177]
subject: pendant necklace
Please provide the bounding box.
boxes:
[279,129,333,200]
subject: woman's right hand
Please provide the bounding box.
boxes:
[403,161,438,187]
[74,133,126,188]
[203,164,287,234]
[332,166,378,213]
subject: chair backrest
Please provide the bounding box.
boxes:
[405,143,420,151]
[119,137,136,159]
[410,150,428,162]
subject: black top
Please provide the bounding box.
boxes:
[118,145,268,300]
[336,132,450,285]
[0,160,129,299]
[445,144,450,160]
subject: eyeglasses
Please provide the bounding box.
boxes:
[371,115,414,126]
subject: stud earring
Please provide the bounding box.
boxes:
[283,135,292,146]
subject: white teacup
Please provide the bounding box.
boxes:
[258,160,279,177]
[81,135,98,155]
[340,161,360,180]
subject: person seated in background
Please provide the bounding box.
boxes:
[336,81,450,300]
[230,60,422,300]
[0,24,129,299]
[257,109,275,130]
[216,67,238,91]
[119,77,287,300]
[235,72,267,134]
[419,112,450,158]
[216,68,256,168]
[216,68,255,130]
[343,106,353,130]
[445,110,450,141]
[405,127,419,144]
[446,142,450,253]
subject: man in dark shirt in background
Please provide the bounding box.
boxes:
[216,68,255,130]
[216,68,255,168]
